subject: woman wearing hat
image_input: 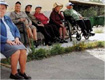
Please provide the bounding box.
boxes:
[34,5,61,43]
[0,0,31,79]
[49,2,68,43]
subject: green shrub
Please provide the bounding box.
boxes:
[96,41,105,47]
[1,41,105,65]
[86,41,105,49]
[33,48,48,60]
[65,47,74,53]
[30,39,35,53]
[79,7,98,17]
[1,58,11,65]
[50,44,65,55]
[73,41,86,51]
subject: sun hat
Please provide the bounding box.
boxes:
[35,5,42,9]
[53,2,63,9]
[0,0,8,6]
[66,2,74,7]
[25,4,32,9]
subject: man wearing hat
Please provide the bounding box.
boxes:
[64,2,95,36]
[10,1,38,47]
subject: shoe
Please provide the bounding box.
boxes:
[62,39,68,43]
[10,73,24,79]
[17,69,31,79]
[52,38,57,43]
[54,37,61,43]
[59,39,64,43]
[34,41,39,48]
[45,42,52,46]
[89,33,95,36]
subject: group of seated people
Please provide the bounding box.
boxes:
[10,1,68,47]
[0,0,95,79]
[9,1,95,47]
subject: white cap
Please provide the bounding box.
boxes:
[35,5,42,9]
[0,0,8,6]
[66,2,74,7]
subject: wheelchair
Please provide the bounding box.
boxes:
[63,13,89,41]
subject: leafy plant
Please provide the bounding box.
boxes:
[34,49,48,60]
[1,41,105,65]
[79,7,98,17]
[50,44,65,55]
[30,39,35,53]
[73,42,86,51]
[65,47,75,53]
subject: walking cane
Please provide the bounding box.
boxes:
[26,28,31,47]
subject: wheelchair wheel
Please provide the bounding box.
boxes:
[84,35,89,40]
[67,21,72,41]
[76,33,81,41]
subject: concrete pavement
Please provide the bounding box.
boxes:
[1,48,105,80]
[0,27,105,80]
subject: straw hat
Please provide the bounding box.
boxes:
[53,2,63,9]
[0,0,8,6]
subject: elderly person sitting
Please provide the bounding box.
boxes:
[0,0,31,79]
[64,2,95,36]
[10,1,38,47]
[33,5,61,43]
[49,3,68,43]
[25,5,53,45]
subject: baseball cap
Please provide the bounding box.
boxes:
[0,0,8,6]
[66,2,74,7]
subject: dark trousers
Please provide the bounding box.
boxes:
[45,24,60,38]
[50,24,60,38]
[36,26,52,43]
[76,19,93,34]
[32,22,53,43]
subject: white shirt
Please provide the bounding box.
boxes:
[2,17,15,41]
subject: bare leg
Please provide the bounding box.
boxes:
[32,28,37,41]
[59,27,62,39]
[27,28,33,38]
[62,27,66,39]
[11,50,20,75]
[19,49,27,74]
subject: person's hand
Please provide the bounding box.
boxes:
[60,24,64,27]
[7,40,16,45]
[29,23,32,26]
[58,11,61,14]
[38,23,44,27]
[20,18,26,22]
[14,38,22,45]
[79,16,84,19]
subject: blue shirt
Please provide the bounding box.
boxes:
[0,16,20,53]
[2,17,15,41]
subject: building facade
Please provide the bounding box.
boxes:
[5,0,69,12]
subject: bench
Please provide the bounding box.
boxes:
[0,48,31,68]
[0,11,51,67]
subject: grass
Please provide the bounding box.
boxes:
[1,41,105,65]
